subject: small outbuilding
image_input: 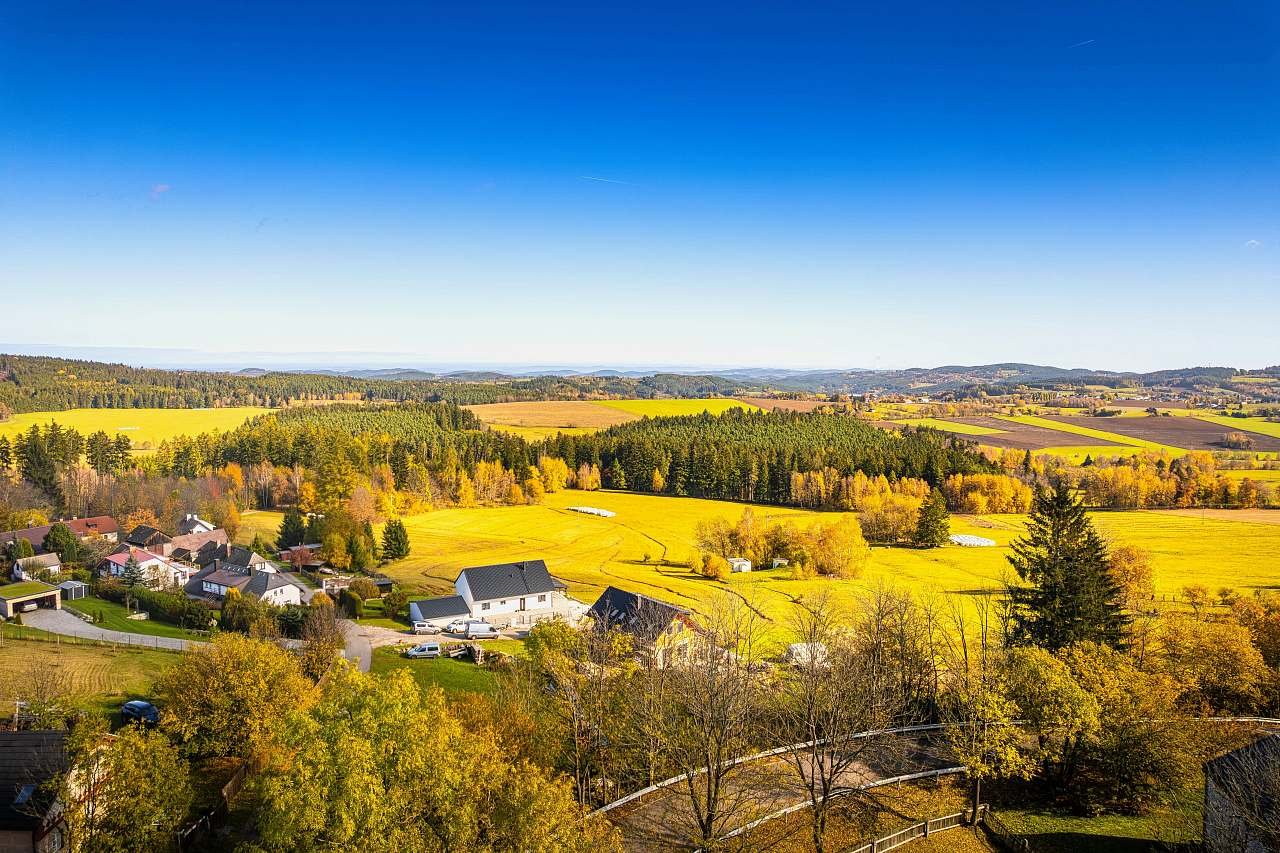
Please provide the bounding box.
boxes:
[58,580,89,602]
[0,581,62,619]
[728,557,752,573]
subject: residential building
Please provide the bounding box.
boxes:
[586,586,696,666]
[175,513,216,535]
[1204,732,1280,853]
[0,517,118,556]
[122,525,171,551]
[97,547,192,591]
[0,731,69,853]
[168,528,228,563]
[408,595,471,627]
[408,559,580,629]
[193,543,272,573]
[11,555,61,582]
[185,546,300,607]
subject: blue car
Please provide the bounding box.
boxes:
[121,700,159,726]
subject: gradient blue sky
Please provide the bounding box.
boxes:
[2,1,1276,371]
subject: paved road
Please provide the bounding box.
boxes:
[281,571,318,603]
[22,609,205,652]
[604,729,957,851]
[341,620,375,671]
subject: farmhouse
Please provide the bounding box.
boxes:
[0,730,69,853]
[587,586,696,666]
[0,516,119,555]
[1203,732,1280,853]
[97,547,192,591]
[0,581,62,619]
[10,554,61,582]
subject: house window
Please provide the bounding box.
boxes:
[481,602,490,611]
[499,600,506,606]
[537,594,546,603]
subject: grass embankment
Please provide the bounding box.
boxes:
[0,635,178,717]
[68,596,207,640]
[1194,413,1280,439]
[0,407,270,452]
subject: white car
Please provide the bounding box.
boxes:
[445,618,482,633]
[411,621,440,635]
[405,643,442,659]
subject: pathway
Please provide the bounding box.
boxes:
[22,609,205,652]
[602,727,959,851]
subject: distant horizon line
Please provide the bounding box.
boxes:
[0,343,1269,377]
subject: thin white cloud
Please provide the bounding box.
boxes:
[150,183,171,200]
[580,175,635,186]
[1067,39,1095,49]
[1244,239,1262,248]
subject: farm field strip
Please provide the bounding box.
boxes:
[994,414,1183,454]
[1039,413,1280,454]
[594,398,760,417]
[890,417,1006,435]
[0,407,270,450]
[1194,414,1280,440]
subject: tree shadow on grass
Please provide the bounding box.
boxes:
[1014,832,1187,853]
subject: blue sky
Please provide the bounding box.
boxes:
[1,1,1276,371]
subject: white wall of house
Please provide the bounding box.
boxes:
[260,584,301,607]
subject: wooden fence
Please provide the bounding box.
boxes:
[843,805,986,853]
[174,762,248,851]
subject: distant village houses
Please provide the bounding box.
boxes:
[0,516,119,556]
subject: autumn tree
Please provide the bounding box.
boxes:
[59,721,194,853]
[157,633,315,762]
[1108,544,1154,611]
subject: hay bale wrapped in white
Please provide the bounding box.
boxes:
[567,506,616,518]
[949,533,996,547]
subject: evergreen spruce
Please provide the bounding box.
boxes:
[380,519,410,561]
[42,523,80,564]
[913,489,951,547]
[277,508,307,549]
[1007,482,1128,652]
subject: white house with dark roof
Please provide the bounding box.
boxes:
[410,559,581,629]
[98,547,192,591]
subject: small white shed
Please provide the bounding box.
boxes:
[728,557,752,573]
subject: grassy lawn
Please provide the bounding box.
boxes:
[235,493,1280,651]
[991,806,1197,852]
[0,635,179,718]
[0,407,270,452]
[356,597,409,631]
[68,596,207,640]
[370,646,496,696]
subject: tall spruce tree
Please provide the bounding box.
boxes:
[380,519,410,561]
[913,489,951,547]
[277,508,306,549]
[1007,482,1128,651]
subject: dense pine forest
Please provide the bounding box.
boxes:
[0,354,748,413]
[540,409,996,504]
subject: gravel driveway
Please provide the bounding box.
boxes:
[21,608,204,652]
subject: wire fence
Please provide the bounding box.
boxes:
[0,622,199,651]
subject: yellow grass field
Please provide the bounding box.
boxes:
[0,635,178,717]
[892,417,1005,435]
[241,493,1280,649]
[0,407,270,451]
[594,398,760,417]
[1028,445,1146,463]
[1219,468,1280,481]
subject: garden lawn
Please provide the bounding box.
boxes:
[355,597,408,630]
[67,596,207,640]
[0,636,179,718]
[370,646,496,696]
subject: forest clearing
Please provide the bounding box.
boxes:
[0,407,270,451]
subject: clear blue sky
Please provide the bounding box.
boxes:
[1,1,1276,371]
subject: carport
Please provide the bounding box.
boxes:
[0,581,63,619]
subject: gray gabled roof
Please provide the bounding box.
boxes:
[245,571,297,598]
[409,595,471,622]
[587,585,690,644]
[457,560,563,601]
[0,731,67,830]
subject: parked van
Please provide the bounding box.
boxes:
[464,622,500,639]
[405,642,442,659]
[411,621,439,635]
